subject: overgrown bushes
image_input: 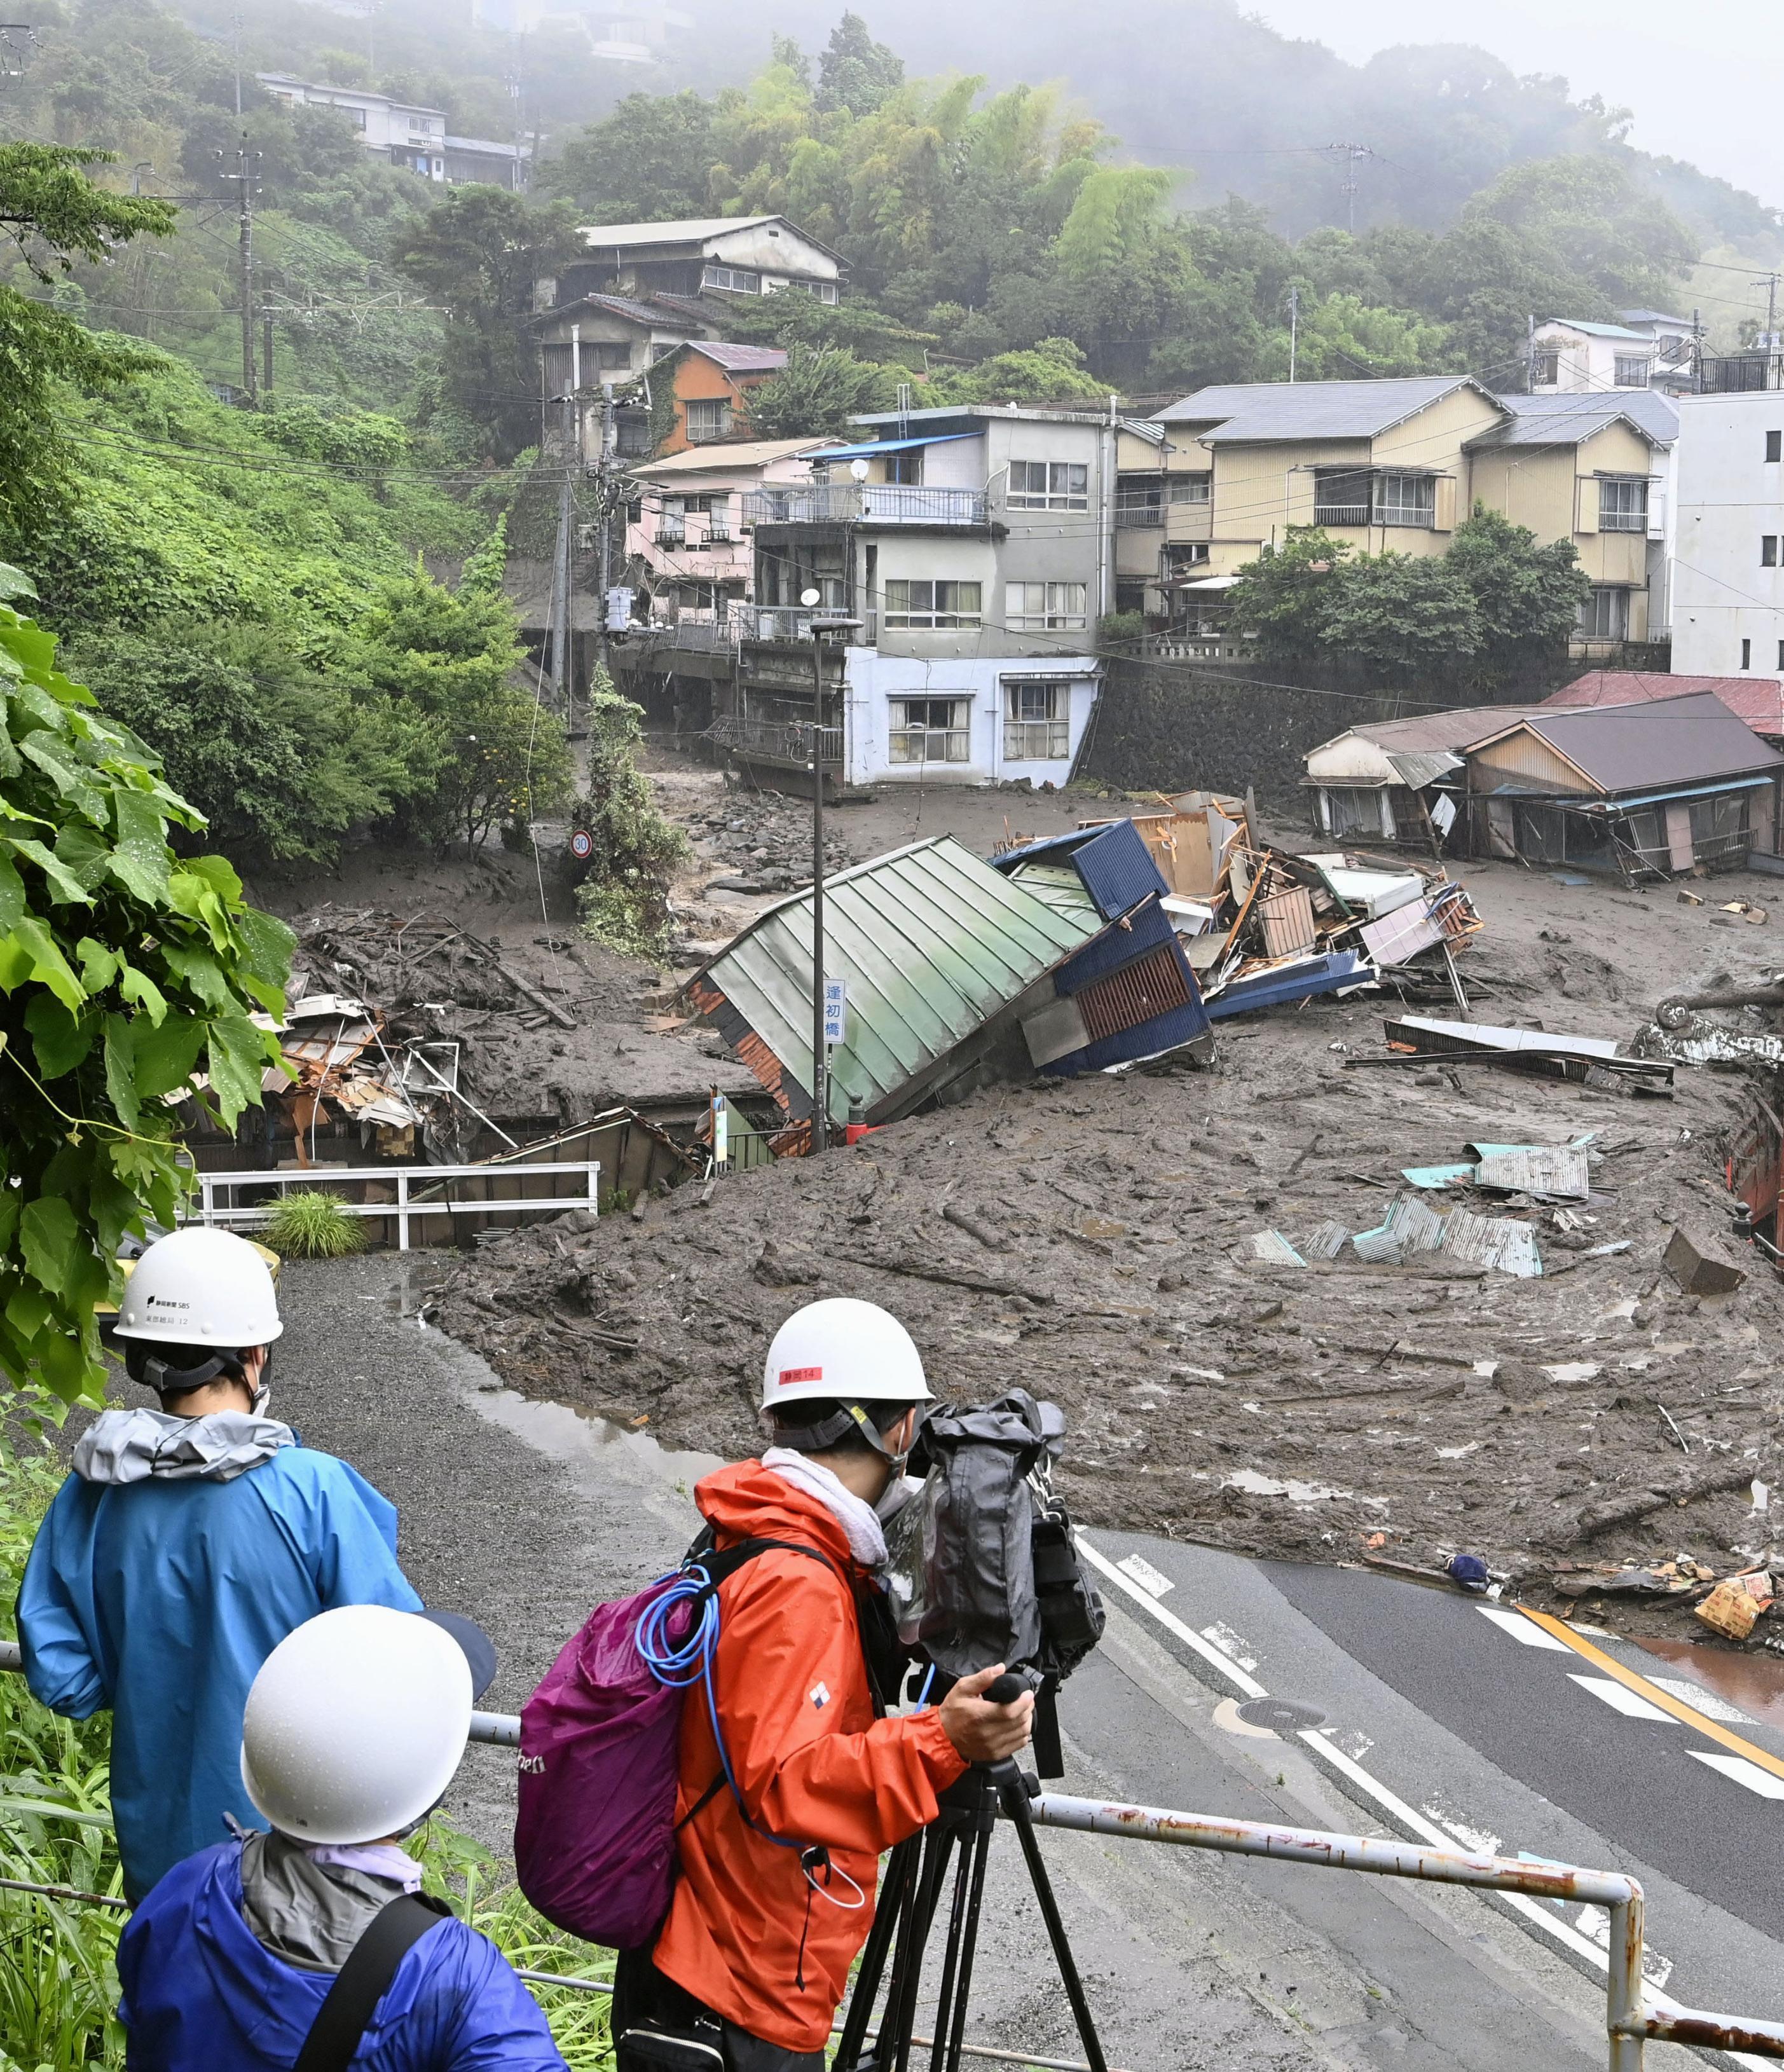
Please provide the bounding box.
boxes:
[573,671,687,958]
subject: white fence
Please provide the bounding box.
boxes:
[190,1161,600,1251]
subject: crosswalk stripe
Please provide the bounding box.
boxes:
[1568,1673,1674,1722]
[1476,1604,1572,1650]
[1689,1751,1784,1801]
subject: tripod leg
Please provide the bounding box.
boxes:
[940,1806,996,2072]
[924,1808,984,2072]
[835,1832,921,2071]
[993,1768,1109,2072]
[890,1827,958,2072]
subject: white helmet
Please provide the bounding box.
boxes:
[114,1226,283,1347]
[240,1607,471,1846]
[760,1298,933,1416]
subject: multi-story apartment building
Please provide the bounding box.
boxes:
[1673,384,1784,682]
[718,404,1118,790]
[1137,377,1672,657]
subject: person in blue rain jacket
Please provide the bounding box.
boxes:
[117,1605,566,2071]
[17,1226,422,1900]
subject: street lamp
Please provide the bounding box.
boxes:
[801,587,862,1153]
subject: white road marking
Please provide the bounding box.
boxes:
[1689,1750,1784,1800]
[1647,1677,1760,1726]
[1078,1533,1706,2041]
[1115,1552,1174,1599]
[1200,1620,1261,1671]
[1476,1605,1572,1650]
[1078,1537,1267,1699]
[1568,1674,1674,1721]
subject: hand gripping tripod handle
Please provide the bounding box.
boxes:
[984,1673,1029,1705]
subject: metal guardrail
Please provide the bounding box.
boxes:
[1,1645,1781,2059]
[191,1161,600,1252]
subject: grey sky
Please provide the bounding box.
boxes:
[1251,0,1784,217]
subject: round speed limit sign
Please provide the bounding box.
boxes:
[570,830,593,860]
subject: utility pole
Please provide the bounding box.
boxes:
[1325,143,1373,235]
[219,137,259,404]
[1286,285,1299,383]
[262,312,273,394]
[803,608,861,1155]
[1755,271,1781,352]
[596,383,616,678]
[551,390,573,713]
[231,7,242,116]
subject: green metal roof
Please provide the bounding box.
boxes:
[1001,860,1104,928]
[700,835,1103,1123]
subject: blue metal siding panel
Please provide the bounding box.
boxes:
[990,828,1094,870]
[1042,994,1213,1076]
[1053,898,1177,992]
[1069,820,1169,919]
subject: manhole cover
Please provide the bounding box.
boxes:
[1236,1698,1328,1732]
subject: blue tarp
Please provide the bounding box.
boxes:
[814,432,977,458]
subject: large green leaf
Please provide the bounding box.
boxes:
[106,785,172,903]
[0,918,86,1012]
[205,1012,275,1125]
[7,834,95,907]
[20,1196,79,1298]
[118,964,168,1025]
[135,1014,207,1099]
[24,994,92,1078]
[0,854,24,933]
[102,1012,140,1129]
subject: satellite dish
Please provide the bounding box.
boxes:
[800,587,822,607]
[849,458,870,481]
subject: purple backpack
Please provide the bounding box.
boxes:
[514,1537,834,1947]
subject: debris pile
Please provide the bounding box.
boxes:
[435,1020,1784,1637]
[1070,797,1482,1024]
[684,790,851,898]
[262,989,457,1161]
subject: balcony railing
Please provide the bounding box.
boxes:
[731,603,815,641]
[1697,354,1784,394]
[706,713,843,766]
[1313,502,1372,527]
[1114,500,1164,530]
[743,484,987,527]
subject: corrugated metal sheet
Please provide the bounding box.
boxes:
[1046,898,1213,1073]
[1003,862,1103,926]
[1472,1146,1591,1198]
[1074,942,1192,1041]
[694,836,1101,1125]
[992,820,1168,919]
[1442,1210,1542,1277]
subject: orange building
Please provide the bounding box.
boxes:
[655,341,788,453]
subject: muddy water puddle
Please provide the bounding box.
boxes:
[1633,1635,1784,1731]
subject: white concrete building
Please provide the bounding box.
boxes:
[256,75,527,187]
[732,404,1116,792]
[1673,389,1784,681]
[1531,313,1696,397]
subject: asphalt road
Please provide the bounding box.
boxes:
[273,1254,1784,2071]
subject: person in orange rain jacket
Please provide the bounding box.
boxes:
[614,1297,1034,2072]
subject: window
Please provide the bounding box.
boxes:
[1778,637,1783,668]
[1743,638,1753,670]
[1008,460,1089,511]
[685,398,733,443]
[1005,582,1088,630]
[591,341,633,371]
[1765,537,1779,568]
[1115,475,1163,526]
[783,279,839,304]
[884,451,922,485]
[1598,477,1649,532]
[1532,350,1559,385]
[702,263,761,294]
[889,697,971,764]
[1313,468,1373,526]
[1177,474,1212,505]
[883,579,982,629]
[1769,430,1783,463]
[1376,473,1436,528]
[1003,681,1071,761]
[1614,353,1651,387]
[1578,587,1630,640]
[1115,578,1148,615]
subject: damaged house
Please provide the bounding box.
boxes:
[687,820,1212,1144]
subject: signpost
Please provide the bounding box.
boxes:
[823,978,847,1049]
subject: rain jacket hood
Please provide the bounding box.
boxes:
[18,1443,420,1901]
[72,1405,294,1485]
[118,1840,567,2071]
[650,1460,966,2054]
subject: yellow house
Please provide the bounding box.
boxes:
[1138,378,1670,653]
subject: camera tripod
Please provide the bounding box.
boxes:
[832,1744,1108,2072]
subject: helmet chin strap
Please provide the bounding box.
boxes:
[767,1400,912,1462]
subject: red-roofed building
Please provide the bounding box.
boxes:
[1544,671,1784,743]
[654,340,790,453]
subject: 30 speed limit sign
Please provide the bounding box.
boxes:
[570,830,593,860]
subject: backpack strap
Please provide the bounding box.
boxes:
[292,1891,453,2072]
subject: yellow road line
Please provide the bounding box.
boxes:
[1515,1602,1784,1785]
